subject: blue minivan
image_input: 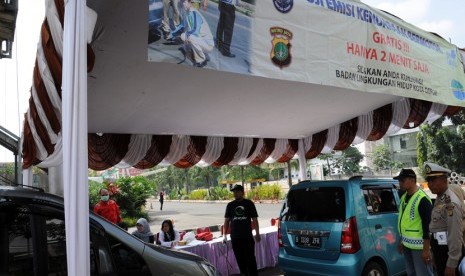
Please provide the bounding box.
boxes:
[278,177,406,276]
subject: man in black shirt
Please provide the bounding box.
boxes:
[223,184,260,276]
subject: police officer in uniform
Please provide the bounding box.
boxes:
[394,168,434,276]
[425,162,465,276]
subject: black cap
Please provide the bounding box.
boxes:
[230,184,244,192]
[393,169,416,180]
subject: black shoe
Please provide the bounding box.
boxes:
[178,47,186,56]
[222,51,235,58]
[194,60,208,68]
[161,29,170,40]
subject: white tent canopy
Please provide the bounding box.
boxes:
[19,0,465,275]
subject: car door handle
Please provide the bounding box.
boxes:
[375,224,382,230]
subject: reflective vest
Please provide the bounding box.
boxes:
[398,189,431,250]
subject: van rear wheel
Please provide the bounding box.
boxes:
[362,261,385,276]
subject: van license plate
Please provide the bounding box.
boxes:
[295,235,320,248]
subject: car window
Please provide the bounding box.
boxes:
[1,205,35,275]
[363,188,398,214]
[283,187,346,222]
[0,202,99,275]
[107,234,151,275]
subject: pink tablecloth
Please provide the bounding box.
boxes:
[177,227,279,276]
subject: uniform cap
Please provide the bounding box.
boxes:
[393,169,416,180]
[423,162,451,178]
[230,184,244,192]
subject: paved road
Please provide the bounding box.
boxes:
[143,198,283,233]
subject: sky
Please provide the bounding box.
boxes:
[0,0,464,162]
[363,0,465,47]
[0,0,44,162]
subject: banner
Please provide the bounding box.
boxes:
[148,0,465,106]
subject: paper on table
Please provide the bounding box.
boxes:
[175,239,207,249]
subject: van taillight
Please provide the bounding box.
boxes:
[340,216,361,254]
[278,220,283,247]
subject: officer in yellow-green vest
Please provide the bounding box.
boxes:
[425,162,464,276]
[394,168,434,276]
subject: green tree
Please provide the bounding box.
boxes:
[333,146,364,174]
[220,165,268,184]
[318,147,363,175]
[151,166,185,192]
[188,166,221,189]
[262,162,286,180]
[319,153,335,176]
[417,119,465,175]
[113,176,157,218]
[0,163,14,175]
[88,169,98,177]
[449,109,465,125]
[370,144,403,172]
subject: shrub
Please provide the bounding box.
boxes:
[246,184,282,201]
[122,216,146,229]
[89,177,156,227]
[169,189,185,200]
[89,180,103,207]
[114,176,157,219]
[207,186,233,200]
[189,189,208,200]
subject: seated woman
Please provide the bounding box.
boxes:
[131,218,155,243]
[159,219,180,248]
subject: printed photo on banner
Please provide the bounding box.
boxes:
[148,0,255,74]
[147,0,465,107]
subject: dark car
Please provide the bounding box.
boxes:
[0,184,218,275]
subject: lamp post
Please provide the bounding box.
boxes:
[241,166,244,186]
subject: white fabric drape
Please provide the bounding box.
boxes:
[352,111,374,145]
[321,125,340,153]
[37,136,63,168]
[242,138,263,164]
[197,136,224,167]
[385,98,410,136]
[46,0,64,58]
[62,0,90,275]
[425,102,448,125]
[229,137,254,165]
[37,37,62,119]
[26,109,48,160]
[303,135,313,152]
[31,85,59,143]
[116,134,152,168]
[159,135,190,166]
[265,139,288,163]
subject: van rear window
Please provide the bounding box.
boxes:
[283,187,345,222]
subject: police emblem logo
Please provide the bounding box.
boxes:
[425,164,432,174]
[273,0,293,13]
[447,205,454,216]
[445,194,451,204]
[270,27,293,69]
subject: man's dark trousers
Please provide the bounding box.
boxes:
[216,1,235,55]
[231,236,258,276]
